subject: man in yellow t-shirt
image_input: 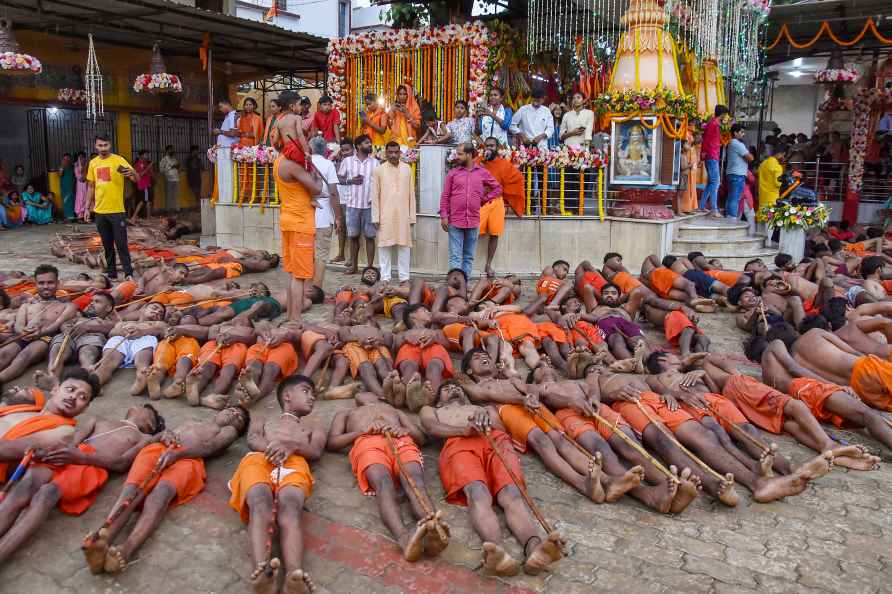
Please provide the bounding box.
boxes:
[85,134,139,279]
[757,150,785,209]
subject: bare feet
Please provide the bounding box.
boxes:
[609,358,638,373]
[758,443,778,478]
[249,558,280,594]
[200,393,230,410]
[669,466,700,514]
[103,545,128,574]
[382,369,398,405]
[146,365,165,400]
[130,367,150,395]
[400,520,427,562]
[691,298,717,313]
[829,445,882,471]
[322,381,362,400]
[605,465,644,503]
[392,376,407,409]
[405,373,425,413]
[284,568,316,594]
[185,372,201,406]
[523,532,565,575]
[82,528,109,574]
[482,542,519,576]
[33,370,57,391]
[238,368,261,400]
[716,473,740,507]
[794,451,833,480]
[632,341,648,374]
[423,511,450,558]
[234,385,253,409]
[162,379,185,399]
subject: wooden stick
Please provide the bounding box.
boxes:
[260,463,283,577]
[114,293,161,310]
[481,430,554,534]
[588,410,675,479]
[173,291,254,310]
[706,402,771,454]
[51,332,72,370]
[383,430,448,542]
[0,449,35,503]
[634,400,728,483]
[0,331,36,349]
[189,342,224,376]
[531,409,594,461]
[87,335,129,373]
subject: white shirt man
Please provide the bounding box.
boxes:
[310,139,341,287]
[509,91,554,151]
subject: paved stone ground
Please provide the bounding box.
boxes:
[0,223,890,594]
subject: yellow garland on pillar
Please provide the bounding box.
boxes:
[657,29,663,89]
[559,168,568,216]
[248,162,258,207]
[232,162,239,205]
[634,28,641,91]
[525,166,532,215]
[542,166,548,214]
[597,168,604,222]
[578,170,584,216]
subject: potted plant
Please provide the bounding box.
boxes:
[757,202,830,261]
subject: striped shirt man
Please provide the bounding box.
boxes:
[337,154,379,209]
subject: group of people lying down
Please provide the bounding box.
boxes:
[1,232,891,593]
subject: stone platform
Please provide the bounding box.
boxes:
[669,216,778,270]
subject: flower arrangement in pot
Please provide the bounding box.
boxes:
[0,19,42,75]
[133,43,182,94]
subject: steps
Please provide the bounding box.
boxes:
[669,216,778,270]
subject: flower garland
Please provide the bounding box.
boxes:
[849,85,892,191]
[814,67,859,84]
[57,88,87,104]
[817,94,853,113]
[757,203,830,230]
[133,72,182,94]
[372,147,418,164]
[232,145,279,165]
[452,145,607,169]
[591,89,699,121]
[327,22,491,121]
[0,51,41,74]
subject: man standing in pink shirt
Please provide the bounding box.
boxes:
[440,142,501,278]
[700,104,728,217]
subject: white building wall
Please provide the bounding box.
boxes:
[234,0,340,38]
[350,4,388,32]
[769,84,821,136]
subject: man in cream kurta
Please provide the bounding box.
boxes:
[371,141,416,283]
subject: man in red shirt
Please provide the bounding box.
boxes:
[311,95,342,149]
[699,104,728,217]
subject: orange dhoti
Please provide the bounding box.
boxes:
[493,314,540,349]
[246,342,299,379]
[442,323,479,352]
[438,430,522,506]
[569,321,603,348]
[125,443,206,508]
[32,443,109,515]
[281,231,315,280]
[536,321,569,344]
[299,330,326,360]
[577,270,608,296]
[394,343,453,378]
[849,354,892,411]
[335,289,369,307]
[498,404,560,452]
[612,391,694,434]
[114,280,138,302]
[348,434,422,495]
[151,291,194,306]
[228,452,314,523]
[722,374,790,434]
[788,378,847,427]
[664,310,700,345]
[556,404,628,441]
[679,393,748,433]
[205,262,244,279]
[341,342,392,377]
[479,197,505,237]
[650,268,679,299]
[153,337,201,375]
[198,340,248,371]
[611,271,643,295]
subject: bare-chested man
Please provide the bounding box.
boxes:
[338,321,393,398]
[183,320,257,409]
[393,304,453,411]
[468,274,522,308]
[662,254,732,300]
[84,405,249,574]
[0,265,77,384]
[582,282,650,366]
[93,301,168,394]
[420,381,564,576]
[137,262,189,295]
[229,375,325,594]
[747,327,892,454]
[460,348,603,502]
[45,291,116,380]
[275,94,322,198]
[530,260,574,310]
[328,391,449,562]
[0,401,163,564]
[640,255,716,311]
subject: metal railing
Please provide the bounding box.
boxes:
[790,159,889,203]
[522,166,608,218]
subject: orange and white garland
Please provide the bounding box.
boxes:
[327,22,491,121]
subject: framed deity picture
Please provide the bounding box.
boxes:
[609,116,661,185]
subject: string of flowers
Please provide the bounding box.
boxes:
[133,72,182,94]
[371,147,418,163]
[849,85,892,191]
[57,88,87,104]
[814,67,859,84]
[232,145,279,165]
[757,203,830,230]
[591,89,699,121]
[327,22,491,122]
[0,51,41,74]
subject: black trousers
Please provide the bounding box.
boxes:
[95,212,133,278]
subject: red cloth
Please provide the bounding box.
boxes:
[312,110,341,142]
[701,117,721,161]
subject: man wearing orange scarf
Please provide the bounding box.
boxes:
[479,137,525,278]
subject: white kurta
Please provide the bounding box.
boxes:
[371,160,416,247]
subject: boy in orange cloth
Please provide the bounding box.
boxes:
[601,252,646,296]
[531,260,574,309]
[338,323,394,398]
[420,381,564,577]
[642,305,709,358]
[393,304,454,411]
[145,327,202,401]
[574,260,609,299]
[182,321,257,410]
[235,320,302,407]
[749,326,892,455]
[479,136,525,278]
[90,406,248,574]
[461,348,603,502]
[328,390,449,563]
[640,255,714,310]
[0,401,162,565]
[229,375,325,594]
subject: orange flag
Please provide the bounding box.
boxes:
[200,33,211,71]
[264,2,278,21]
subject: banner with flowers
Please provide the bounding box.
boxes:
[591,89,699,121]
[133,72,183,94]
[814,67,859,84]
[328,22,491,136]
[757,203,830,230]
